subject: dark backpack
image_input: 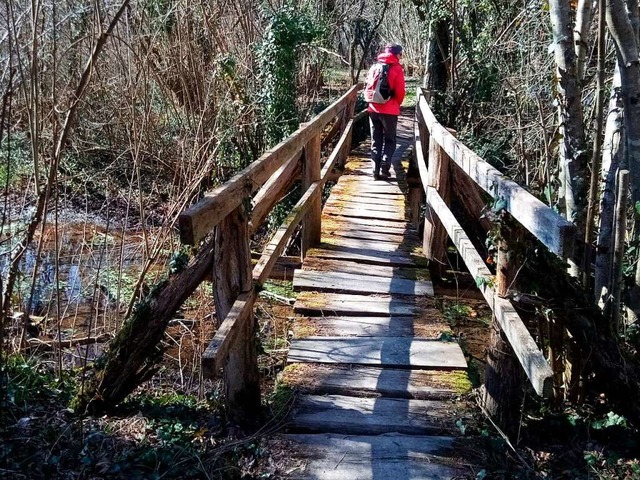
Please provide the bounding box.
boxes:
[364,63,392,104]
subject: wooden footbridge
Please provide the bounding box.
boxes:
[178,84,576,478]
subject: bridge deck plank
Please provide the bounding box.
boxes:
[287,337,467,369]
[302,257,425,279]
[280,433,466,480]
[305,247,419,267]
[293,269,434,296]
[293,315,424,337]
[288,394,455,435]
[323,205,407,222]
[294,292,419,316]
[280,364,457,400]
[322,216,415,235]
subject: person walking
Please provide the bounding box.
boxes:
[367,43,406,180]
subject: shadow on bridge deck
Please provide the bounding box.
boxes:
[276,108,478,479]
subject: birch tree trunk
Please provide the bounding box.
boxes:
[549,0,588,236]
[574,0,594,80]
[606,0,640,322]
[595,67,624,311]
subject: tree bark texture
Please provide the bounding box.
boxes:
[574,0,594,80]
[607,0,640,323]
[611,170,629,330]
[549,0,588,233]
[424,18,450,115]
[595,67,624,311]
[583,0,607,289]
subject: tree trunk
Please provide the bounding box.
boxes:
[74,233,218,414]
[574,0,594,80]
[583,0,607,289]
[607,0,640,322]
[424,18,450,115]
[595,66,624,311]
[549,0,588,237]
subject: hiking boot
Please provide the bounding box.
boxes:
[380,161,391,179]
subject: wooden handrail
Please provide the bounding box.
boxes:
[178,84,361,246]
[426,186,553,397]
[414,90,555,398]
[417,88,576,259]
[186,84,361,423]
[200,101,359,376]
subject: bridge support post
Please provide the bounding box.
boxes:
[213,203,261,428]
[408,93,428,229]
[423,133,451,276]
[302,134,322,258]
[482,227,525,438]
[338,99,357,170]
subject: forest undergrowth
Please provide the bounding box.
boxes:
[1,282,299,479]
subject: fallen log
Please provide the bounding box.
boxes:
[72,233,217,415]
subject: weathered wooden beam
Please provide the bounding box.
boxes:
[250,254,301,281]
[302,134,322,257]
[201,290,257,377]
[254,119,356,282]
[483,226,527,435]
[249,151,303,235]
[426,186,553,397]
[353,109,368,123]
[179,84,361,245]
[418,90,575,259]
[203,112,360,378]
[253,180,322,286]
[337,99,357,169]
[423,129,452,272]
[212,204,260,426]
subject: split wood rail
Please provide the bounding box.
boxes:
[410,87,576,403]
[178,85,360,423]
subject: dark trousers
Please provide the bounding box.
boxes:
[369,112,398,174]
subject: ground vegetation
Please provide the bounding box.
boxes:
[2,0,640,478]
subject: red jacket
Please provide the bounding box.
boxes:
[366,52,405,116]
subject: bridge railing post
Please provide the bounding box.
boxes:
[481,224,526,436]
[302,133,322,258]
[213,203,261,427]
[408,90,428,229]
[423,129,453,277]
[337,99,357,170]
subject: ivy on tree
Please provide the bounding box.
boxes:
[257,5,323,146]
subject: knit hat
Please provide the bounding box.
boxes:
[385,43,403,56]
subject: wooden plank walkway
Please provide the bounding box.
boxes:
[277,112,475,479]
